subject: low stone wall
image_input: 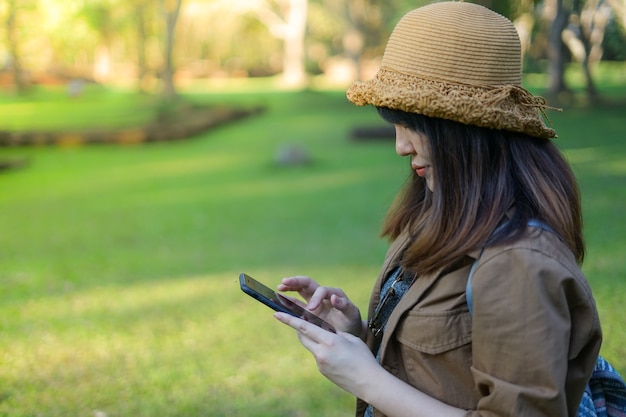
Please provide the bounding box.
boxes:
[0,106,264,147]
[0,158,27,172]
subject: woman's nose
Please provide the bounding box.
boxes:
[395,135,414,156]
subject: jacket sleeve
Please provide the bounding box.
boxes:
[464,245,599,417]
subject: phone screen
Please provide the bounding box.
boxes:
[239,273,336,333]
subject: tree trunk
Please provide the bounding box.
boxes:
[580,2,611,99]
[94,45,111,83]
[161,0,182,99]
[563,0,610,102]
[346,0,366,81]
[547,0,571,98]
[281,0,308,86]
[606,0,626,31]
[252,0,308,86]
[136,2,148,93]
[5,0,28,93]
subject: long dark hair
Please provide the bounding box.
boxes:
[378,107,584,276]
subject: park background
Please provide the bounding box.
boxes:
[1,0,625,416]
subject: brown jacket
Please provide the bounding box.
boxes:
[357,225,602,417]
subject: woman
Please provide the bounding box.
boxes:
[273,2,602,417]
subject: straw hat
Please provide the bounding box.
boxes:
[346,1,557,139]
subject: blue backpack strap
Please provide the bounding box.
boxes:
[465,248,483,315]
[527,218,555,234]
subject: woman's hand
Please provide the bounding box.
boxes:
[277,276,364,337]
[273,312,380,398]
[274,313,467,417]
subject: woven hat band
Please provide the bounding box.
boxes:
[347,68,555,138]
[383,3,522,86]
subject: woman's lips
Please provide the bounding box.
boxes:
[414,166,428,177]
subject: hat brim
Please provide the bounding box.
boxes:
[347,68,557,139]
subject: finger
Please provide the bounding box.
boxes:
[274,313,317,352]
[307,286,347,311]
[277,276,319,297]
[329,294,362,329]
[273,311,298,329]
[330,293,359,314]
[330,293,348,310]
[273,312,333,344]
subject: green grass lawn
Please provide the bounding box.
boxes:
[0,70,625,416]
[0,84,161,131]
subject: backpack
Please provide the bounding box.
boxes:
[465,219,626,417]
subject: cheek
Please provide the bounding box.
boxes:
[426,175,435,192]
[415,136,430,156]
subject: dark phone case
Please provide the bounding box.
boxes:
[239,273,336,333]
[240,277,295,316]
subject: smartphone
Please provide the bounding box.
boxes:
[239,273,336,333]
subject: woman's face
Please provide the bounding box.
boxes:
[394,125,435,192]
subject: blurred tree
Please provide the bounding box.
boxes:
[602,5,626,60]
[38,1,96,80]
[305,0,423,81]
[0,0,623,95]
[544,0,572,98]
[3,0,29,93]
[607,0,626,30]
[250,0,308,85]
[472,0,545,57]
[343,0,416,79]
[161,0,182,98]
[135,0,149,93]
[78,1,115,83]
[472,0,518,19]
[535,0,622,101]
[561,0,612,98]
[177,1,281,77]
